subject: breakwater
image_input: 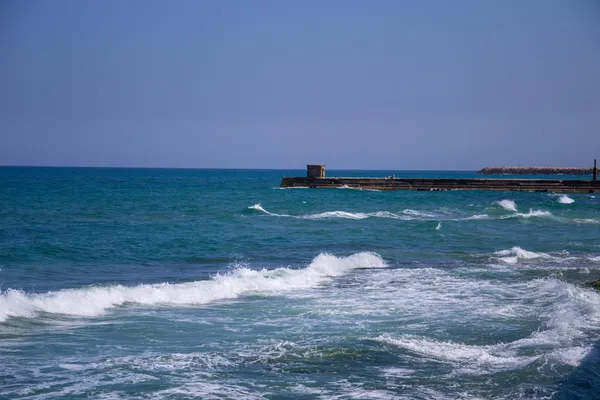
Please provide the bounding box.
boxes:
[281,165,599,193]
[478,167,593,175]
[281,176,600,193]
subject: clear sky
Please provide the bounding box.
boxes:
[1,0,599,170]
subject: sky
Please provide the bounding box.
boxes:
[1,0,599,170]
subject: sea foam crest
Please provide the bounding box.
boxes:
[374,278,600,373]
[375,334,536,373]
[493,247,552,264]
[304,211,370,220]
[402,209,436,218]
[513,209,555,219]
[497,199,517,212]
[558,195,575,204]
[248,204,290,217]
[0,252,386,322]
[494,247,549,259]
[249,204,431,220]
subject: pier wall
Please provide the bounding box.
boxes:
[281,177,600,193]
[477,167,593,175]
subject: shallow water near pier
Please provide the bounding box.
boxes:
[1,167,599,399]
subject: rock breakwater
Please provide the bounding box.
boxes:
[478,167,593,175]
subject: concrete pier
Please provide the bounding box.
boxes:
[281,165,600,193]
[477,167,593,175]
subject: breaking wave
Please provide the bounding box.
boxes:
[488,247,600,266]
[375,334,538,373]
[249,204,574,224]
[558,195,575,204]
[374,277,600,375]
[248,204,435,220]
[493,247,553,264]
[247,204,290,217]
[512,209,556,219]
[463,214,490,220]
[497,199,517,212]
[0,252,387,322]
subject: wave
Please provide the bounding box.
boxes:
[573,218,600,224]
[248,204,433,221]
[374,277,600,374]
[375,334,537,373]
[493,200,562,221]
[487,247,600,267]
[497,199,517,212]
[463,214,490,220]
[247,203,291,217]
[249,204,575,224]
[493,247,552,264]
[402,209,436,218]
[304,211,371,220]
[374,333,589,375]
[513,209,555,219]
[0,252,387,322]
[558,195,575,204]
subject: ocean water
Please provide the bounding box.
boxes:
[1,167,599,400]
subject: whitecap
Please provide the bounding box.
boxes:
[558,195,575,204]
[514,209,555,219]
[303,211,370,220]
[573,219,600,224]
[402,209,436,218]
[248,204,290,217]
[374,334,536,373]
[496,199,517,212]
[493,247,552,264]
[463,214,490,220]
[248,204,416,220]
[0,252,387,322]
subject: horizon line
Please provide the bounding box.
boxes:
[0,164,478,172]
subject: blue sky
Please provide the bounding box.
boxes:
[1,0,599,169]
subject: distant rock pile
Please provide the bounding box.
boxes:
[477,167,593,175]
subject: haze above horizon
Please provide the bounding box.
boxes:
[1,1,599,170]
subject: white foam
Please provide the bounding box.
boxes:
[0,252,387,322]
[248,204,425,220]
[573,218,600,224]
[493,247,552,264]
[558,195,575,204]
[464,214,490,220]
[435,222,442,231]
[381,367,415,378]
[548,346,592,367]
[402,209,436,218]
[375,334,536,373]
[304,211,370,220]
[514,209,554,219]
[248,203,290,217]
[497,199,517,212]
[372,277,600,373]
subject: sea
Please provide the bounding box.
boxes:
[0,167,599,400]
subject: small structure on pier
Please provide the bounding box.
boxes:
[307,164,325,178]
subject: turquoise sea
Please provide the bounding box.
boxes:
[1,167,599,400]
